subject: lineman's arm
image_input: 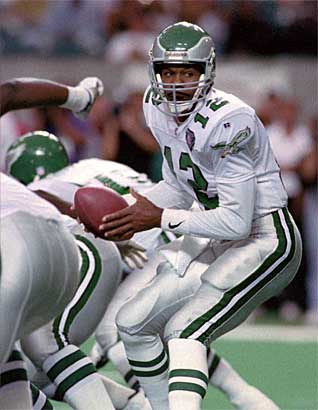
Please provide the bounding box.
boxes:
[0,77,103,118]
[33,189,77,219]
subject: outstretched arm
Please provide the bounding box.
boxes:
[0,79,67,115]
[0,77,104,118]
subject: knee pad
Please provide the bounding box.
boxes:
[115,284,162,337]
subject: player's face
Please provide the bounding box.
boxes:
[160,66,202,102]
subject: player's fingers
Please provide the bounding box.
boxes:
[123,257,135,270]
[99,215,131,231]
[136,251,148,262]
[128,252,145,269]
[134,255,146,269]
[129,241,146,251]
[112,230,135,242]
[103,223,133,239]
[102,206,132,222]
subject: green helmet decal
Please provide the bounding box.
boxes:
[6,131,69,185]
[148,21,216,117]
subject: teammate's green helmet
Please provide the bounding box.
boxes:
[6,131,69,185]
[148,21,216,117]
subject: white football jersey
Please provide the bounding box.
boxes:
[143,87,287,219]
[1,173,62,221]
[28,159,172,250]
[28,158,154,203]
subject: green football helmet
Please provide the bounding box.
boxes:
[6,131,69,185]
[149,21,216,117]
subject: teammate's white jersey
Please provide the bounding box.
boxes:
[143,87,287,219]
[28,159,173,249]
[1,173,63,221]
[28,158,154,203]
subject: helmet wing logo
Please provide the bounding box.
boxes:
[5,143,26,171]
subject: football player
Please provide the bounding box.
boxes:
[98,22,302,410]
[0,77,119,410]
[7,132,291,410]
[0,174,80,409]
[6,132,150,410]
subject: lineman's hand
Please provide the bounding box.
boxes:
[73,77,104,120]
[116,240,148,270]
[99,188,163,241]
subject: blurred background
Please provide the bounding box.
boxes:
[1,0,317,326]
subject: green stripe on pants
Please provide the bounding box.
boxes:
[53,235,102,348]
[180,209,295,343]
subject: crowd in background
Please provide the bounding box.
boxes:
[0,0,317,325]
[0,0,317,56]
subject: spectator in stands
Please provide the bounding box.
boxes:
[105,0,154,64]
[257,91,285,127]
[267,98,314,319]
[100,85,159,177]
[300,115,317,324]
[21,0,107,54]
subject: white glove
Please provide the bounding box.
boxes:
[116,240,148,270]
[60,77,104,120]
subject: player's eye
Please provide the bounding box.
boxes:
[184,71,194,78]
[162,70,172,78]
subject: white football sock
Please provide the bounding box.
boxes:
[168,338,208,410]
[208,349,251,400]
[120,332,169,410]
[0,349,33,409]
[99,374,135,409]
[31,383,53,410]
[108,341,139,390]
[43,344,115,409]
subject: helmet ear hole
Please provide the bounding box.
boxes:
[6,131,69,185]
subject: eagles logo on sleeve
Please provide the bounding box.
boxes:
[211,126,251,158]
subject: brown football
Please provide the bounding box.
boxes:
[74,186,128,238]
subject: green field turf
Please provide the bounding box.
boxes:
[51,330,317,410]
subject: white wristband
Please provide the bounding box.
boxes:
[60,86,90,113]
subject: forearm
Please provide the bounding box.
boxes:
[33,190,76,219]
[0,79,68,115]
[161,178,256,240]
[0,77,102,119]
[142,180,193,210]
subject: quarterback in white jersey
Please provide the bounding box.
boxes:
[98,22,302,410]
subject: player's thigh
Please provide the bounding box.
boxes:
[165,222,302,344]
[101,252,164,327]
[54,231,122,347]
[100,238,183,338]
[116,252,206,336]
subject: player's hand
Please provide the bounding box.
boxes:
[116,240,148,270]
[74,77,104,120]
[99,188,163,241]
